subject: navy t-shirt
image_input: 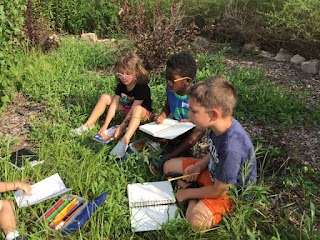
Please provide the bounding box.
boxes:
[208,118,257,190]
[115,83,153,112]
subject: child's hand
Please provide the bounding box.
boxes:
[175,189,190,203]
[15,181,32,195]
[98,125,108,134]
[179,119,191,123]
[113,123,126,140]
[184,164,201,182]
[154,113,165,124]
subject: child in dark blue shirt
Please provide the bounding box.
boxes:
[164,76,257,231]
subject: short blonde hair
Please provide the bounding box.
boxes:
[114,52,149,84]
[188,76,237,117]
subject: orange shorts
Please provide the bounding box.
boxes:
[182,158,234,224]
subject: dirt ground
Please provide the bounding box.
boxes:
[0,52,319,171]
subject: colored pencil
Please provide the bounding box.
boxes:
[52,198,78,225]
[47,198,71,222]
[167,173,200,182]
[45,198,65,218]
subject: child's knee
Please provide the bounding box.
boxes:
[1,200,14,212]
[186,209,214,232]
[163,161,170,174]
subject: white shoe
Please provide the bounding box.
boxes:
[70,125,88,136]
[110,140,128,159]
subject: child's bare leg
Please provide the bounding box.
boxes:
[163,157,184,175]
[84,94,113,128]
[121,105,147,144]
[186,199,214,231]
[0,200,16,235]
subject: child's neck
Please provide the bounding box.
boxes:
[126,82,136,91]
[209,117,233,136]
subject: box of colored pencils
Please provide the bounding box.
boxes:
[40,194,88,231]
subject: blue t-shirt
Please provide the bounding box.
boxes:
[166,89,189,120]
[208,118,257,190]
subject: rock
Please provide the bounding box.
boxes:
[301,59,320,74]
[81,33,97,42]
[42,34,61,53]
[259,50,275,59]
[290,54,306,64]
[192,36,212,48]
[273,48,294,61]
[242,42,260,54]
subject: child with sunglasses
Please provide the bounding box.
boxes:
[72,52,152,159]
[152,52,206,170]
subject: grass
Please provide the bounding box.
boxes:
[0,37,319,239]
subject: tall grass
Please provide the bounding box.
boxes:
[0,37,319,239]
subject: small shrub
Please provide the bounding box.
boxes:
[119,0,199,71]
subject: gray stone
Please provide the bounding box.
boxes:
[291,54,306,64]
[242,42,260,54]
[273,48,294,61]
[192,36,212,48]
[81,33,97,42]
[301,59,320,74]
[259,50,275,59]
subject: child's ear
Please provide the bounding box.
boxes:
[208,109,219,121]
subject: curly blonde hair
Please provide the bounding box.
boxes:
[114,52,149,84]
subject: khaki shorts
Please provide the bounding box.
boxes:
[182,158,234,224]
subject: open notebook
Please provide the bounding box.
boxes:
[14,173,71,208]
[127,181,180,232]
[139,118,195,140]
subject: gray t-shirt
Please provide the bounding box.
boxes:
[208,118,257,190]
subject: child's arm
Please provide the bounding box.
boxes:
[154,98,170,124]
[175,179,230,203]
[0,181,32,194]
[99,95,120,133]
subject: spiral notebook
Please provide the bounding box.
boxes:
[138,118,195,140]
[14,173,71,208]
[127,181,180,232]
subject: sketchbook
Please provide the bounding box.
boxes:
[127,181,180,232]
[14,173,71,208]
[93,125,119,144]
[138,118,195,140]
[9,148,44,170]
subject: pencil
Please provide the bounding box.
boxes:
[167,173,200,182]
[45,198,65,218]
[52,198,78,225]
[47,198,71,222]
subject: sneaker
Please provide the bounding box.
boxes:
[70,125,88,136]
[110,140,128,159]
[13,236,28,240]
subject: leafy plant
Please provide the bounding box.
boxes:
[0,0,26,112]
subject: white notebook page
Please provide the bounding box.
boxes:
[14,173,70,208]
